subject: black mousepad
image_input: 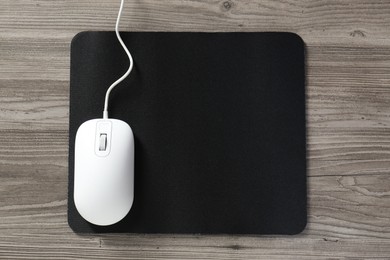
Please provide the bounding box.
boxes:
[68,31,306,234]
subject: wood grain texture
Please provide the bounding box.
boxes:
[1,0,390,259]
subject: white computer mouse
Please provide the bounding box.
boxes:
[74,118,134,226]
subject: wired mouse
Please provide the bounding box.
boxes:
[73,0,135,226]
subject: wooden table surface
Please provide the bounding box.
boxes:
[1,0,390,259]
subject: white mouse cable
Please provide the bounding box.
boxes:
[103,0,134,119]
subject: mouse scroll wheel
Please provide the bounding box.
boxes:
[99,134,107,151]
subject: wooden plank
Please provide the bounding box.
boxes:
[2,76,390,176]
[0,80,69,130]
[1,1,390,41]
[2,127,390,177]
[0,237,390,259]
[1,157,389,239]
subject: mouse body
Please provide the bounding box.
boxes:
[74,118,134,226]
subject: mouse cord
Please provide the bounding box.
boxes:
[103,0,134,119]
